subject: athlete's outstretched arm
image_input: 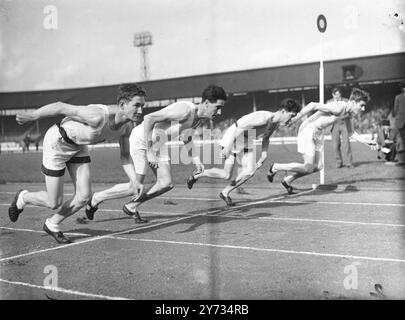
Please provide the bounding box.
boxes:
[119,123,143,192]
[291,102,344,124]
[290,102,318,123]
[16,102,103,127]
[257,122,279,168]
[91,124,142,207]
[182,136,204,174]
[350,131,378,150]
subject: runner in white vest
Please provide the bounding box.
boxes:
[85,85,227,221]
[186,98,301,206]
[8,84,146,243]
[267,88,378,194]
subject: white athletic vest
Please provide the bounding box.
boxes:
[235,111,272,130]
[152,101,200,141]
[299,101,349,134]
[61,104,126,145]
[131,101,201,148]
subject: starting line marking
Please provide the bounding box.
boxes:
[279,200,405,207]
[0,278,130,300]
[109,236,405,264]
[0,226,91,237]
[257,217,405,228]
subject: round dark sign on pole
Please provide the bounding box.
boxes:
[317,14,327,33]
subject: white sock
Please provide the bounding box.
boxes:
[16,190,28,210]
[45,218,60,232]
[90,194,98,207]
[222,188,230,197]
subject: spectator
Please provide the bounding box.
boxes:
[328,87,353,168]
[393,82,405,166]
[376,119,397,162]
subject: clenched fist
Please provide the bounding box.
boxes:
[16,112,37,125]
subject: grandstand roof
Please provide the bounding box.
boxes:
[1,52,405,110]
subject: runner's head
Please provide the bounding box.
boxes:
[277,98,301,126]
[348,88,370,115]
[200,85,227,119]
[117,83,146,122]
[400,81,405,94]
[331,87,343,100]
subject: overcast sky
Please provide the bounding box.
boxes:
[0,0,404,92]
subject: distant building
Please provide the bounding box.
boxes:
[1,52,404,139]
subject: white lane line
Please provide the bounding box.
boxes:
[0,226,91,237]
[108,236,405,264]
[200,214,405,228]
[0,190,313,263]
[258,217,405,228]
[0,278,130,300]
[275,200,405,207]
[99,209,188,216]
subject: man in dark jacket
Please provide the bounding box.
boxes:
[393,82,405,165]
[328,87,353,168]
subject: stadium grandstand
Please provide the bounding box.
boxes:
[1,52,404,147]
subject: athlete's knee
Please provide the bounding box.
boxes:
[48,198,63,210]
[304,163,316,173]
[315,163,324,171]
[165,183,175,190]
[76,197,90,208]
[223,172,232,180]
[74,192,91,208]
[245,168,255,177]
[129,181,139,195]
[158,180,174,191]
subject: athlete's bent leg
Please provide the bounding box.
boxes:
[125,162,173,217]
[23,175,65,210]
[283,152,321,185]
[91,178,142,208]
[222,152,255,196]
[9,174,64,223]
[48,162,91,226]
[187,154,235,189]
[196,155,235,180]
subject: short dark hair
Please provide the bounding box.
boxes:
[201,85,227,103]
[349,87,370,103]
[279,98,301,114]
[117,83,146,105]
[332,87,342,94]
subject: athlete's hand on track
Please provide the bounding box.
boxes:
[129,182,144,201]
[16,112,37,125]
[134,182,144,198]
[147,150,159,169]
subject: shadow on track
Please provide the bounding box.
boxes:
[65,184,361,239]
